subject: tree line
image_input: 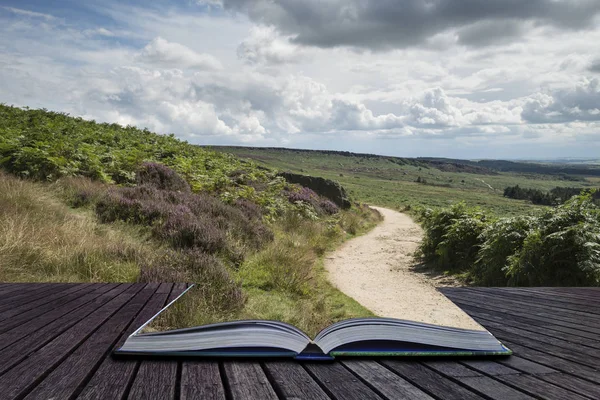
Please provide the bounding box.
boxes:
[503,185,600,205]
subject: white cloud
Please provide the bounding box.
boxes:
[237,26,304,65]
[137,37,223,70]
[1,6,56,21]
[1,1,600,157]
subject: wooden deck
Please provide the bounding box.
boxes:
[0,284,598,399]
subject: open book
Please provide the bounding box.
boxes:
[115,287,511,360]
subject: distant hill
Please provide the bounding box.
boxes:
[212,146,600,178]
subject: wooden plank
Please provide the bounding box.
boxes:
[0,283,93,322]
[0,284,144,399]
[444,290,600,328]
[23,284,161,400]
[343,360,433,399]
[488,288,600,307]
[460,360,592,400]
[468,288,600,316]
[493,374,590,400]
[0,283,46,299]
[263,361,329,400]
[0,284,120,374]
[304,362,383,400]
[468,307,600,351]
[223,362,278,400]
[0,283,73,314]
[456,302,600,343]
[77,284,177,400]
[423,361,533,400]
[499,340,600,385]
[381,360,484,400]
[496,356,557,375]
[127,283,182,399]
[531,372,600,399]
[445,293,600,336]
[180,362,226,400]
[0,283,60,306]
[0,284,112,335]
[128,361,177,400]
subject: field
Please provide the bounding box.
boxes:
[215,147,597,215]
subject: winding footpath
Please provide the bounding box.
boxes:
[325,206,483,330]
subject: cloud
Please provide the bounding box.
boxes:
[522,78,600,123]
[590,60,600,73]
[220,0,600,50]
[137,37,222,70]
[237,26,303,65]
[1,6,56,21]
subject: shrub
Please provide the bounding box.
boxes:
[154,210,226,253]
[474,216,536,285]
[136,162,190,192]
[506,194,600,286]
[95,168,273,261]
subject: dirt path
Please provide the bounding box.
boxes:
[325,206,483,330]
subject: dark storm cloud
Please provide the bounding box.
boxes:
[221,0,600,50]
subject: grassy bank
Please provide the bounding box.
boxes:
[0,105,384,335]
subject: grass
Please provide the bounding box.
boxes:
[216,147,596,216]
[0,170,381,336]
[147,205,381,337]
[0,172,148,282]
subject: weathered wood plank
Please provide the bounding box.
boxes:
[128,361,178,400]
[223,362,278,400]
[0,284,112,335]
[180,362,226,400]
[0,284,144,399]
[445,290,600,329]
[0,283,61,307]
[0,283,93,322]
[343,360,433,400]
[0,283,48,299]
[127,283,182,399]
[0,284,120,373]
[456,302,600,343]
[497,340,600,385]
[468,288,600,316]
[446,293,600,336]
[304,362,383,400]
[263,361,330,400]
[77,284,177,400]
[381,360,484,400]
[423,361,533,400]
[23,284,160,400]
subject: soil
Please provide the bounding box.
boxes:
[325,206,484,330]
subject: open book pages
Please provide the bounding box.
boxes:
[138,284,485,336]
[115,285,511,359]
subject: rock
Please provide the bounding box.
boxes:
[278,172,352,209]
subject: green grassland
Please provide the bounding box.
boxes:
[215,147,596,215]
[0,105,383,335]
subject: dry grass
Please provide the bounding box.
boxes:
[0,173,149,282]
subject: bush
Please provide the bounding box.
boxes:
[474,216,536,285]
[506,194,600,286]
[418,193,600,286]
[136,162,191,192]
[95,165,273,262]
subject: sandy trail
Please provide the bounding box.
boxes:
[325,206,483,330]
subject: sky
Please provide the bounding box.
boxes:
[1,1,600,159]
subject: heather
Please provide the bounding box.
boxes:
[0,105,381,333]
